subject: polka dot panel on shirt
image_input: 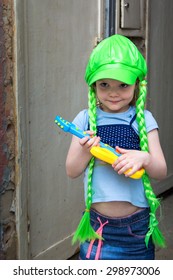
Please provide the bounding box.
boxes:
[97,124,140,150]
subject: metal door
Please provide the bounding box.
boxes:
[15,0,103,259]
[147,0,173,195]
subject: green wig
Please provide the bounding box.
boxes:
[72,34,166,248]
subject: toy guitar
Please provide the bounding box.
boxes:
[54,116,145,179]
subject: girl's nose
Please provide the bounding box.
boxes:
[109,87,119,96]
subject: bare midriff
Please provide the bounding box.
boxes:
[91,201,142,218]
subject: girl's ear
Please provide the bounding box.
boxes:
[96,97,102,107]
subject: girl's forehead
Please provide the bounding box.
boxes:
[96,78,129,85]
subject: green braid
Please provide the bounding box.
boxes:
[72,87,101,244]
[136,80,166,248]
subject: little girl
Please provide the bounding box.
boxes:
[66,34,167,260]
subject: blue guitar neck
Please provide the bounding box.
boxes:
[54,116,120,157]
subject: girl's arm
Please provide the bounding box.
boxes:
[112,129,167,180]
[66,132,100,178]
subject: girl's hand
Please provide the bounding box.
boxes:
[79,131,100,153]
[112,146,150,177]
[66,131,100,178]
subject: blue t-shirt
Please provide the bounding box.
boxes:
[73,106,158,208]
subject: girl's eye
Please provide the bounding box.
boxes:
[100,82,109,88]
[120,83,129,88]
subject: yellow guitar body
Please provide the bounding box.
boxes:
[90,146,145,180]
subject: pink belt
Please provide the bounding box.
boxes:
[86,217,108,260]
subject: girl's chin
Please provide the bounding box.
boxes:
[102,104,129,113]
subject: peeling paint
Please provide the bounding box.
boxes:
[2,143,10,159]
[0,166,11,194]
[0,0,16,260]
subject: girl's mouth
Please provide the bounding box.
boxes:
[109,100,121,104]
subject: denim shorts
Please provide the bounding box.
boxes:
[79,208,155,260]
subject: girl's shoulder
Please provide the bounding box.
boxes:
[143,108,158,125]
[144,109,159,132]
[131,106,157,122]
[131,106,159,133]
[72,109,89,130]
